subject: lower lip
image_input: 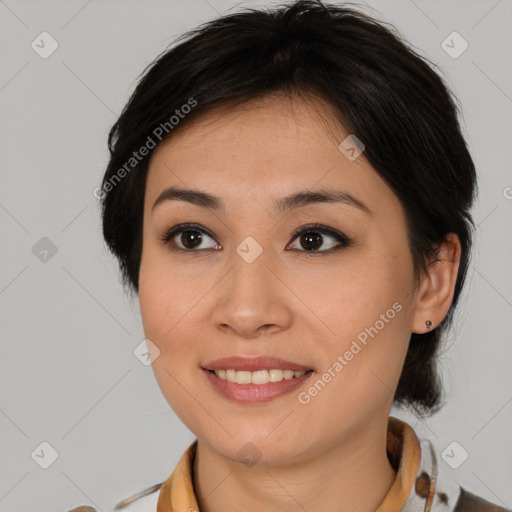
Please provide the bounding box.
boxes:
[202,368,314,404]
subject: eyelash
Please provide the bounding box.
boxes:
[159,222,352,256]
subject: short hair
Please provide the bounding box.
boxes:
[99,0,477,418]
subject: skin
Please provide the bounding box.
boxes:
[138,94,461,512]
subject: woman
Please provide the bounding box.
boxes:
[71,1,509,510]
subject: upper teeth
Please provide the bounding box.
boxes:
[213,369,308,384]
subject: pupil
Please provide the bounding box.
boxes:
[182,230,202,249]
[301,232,321,251]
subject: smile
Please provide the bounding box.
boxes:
[210,368,312,384]
[202,368,315,404]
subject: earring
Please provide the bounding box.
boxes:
[425,320,433,330]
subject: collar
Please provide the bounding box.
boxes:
[156,416,461,512]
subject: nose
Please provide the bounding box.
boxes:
[210,247,293,340]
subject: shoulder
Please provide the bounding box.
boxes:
[454,487,511,512]
[66,482,163,512]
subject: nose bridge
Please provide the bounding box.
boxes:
[228,234,273,304]
[211,235,292,337]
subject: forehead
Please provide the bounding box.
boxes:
[144,95,394,217]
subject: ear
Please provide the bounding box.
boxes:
[411,233,462,334]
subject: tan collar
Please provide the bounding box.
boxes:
[157,416,422,512]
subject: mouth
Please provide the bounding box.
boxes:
[201,366,315,404]
[204,368,314,385]
[200,356,315,403]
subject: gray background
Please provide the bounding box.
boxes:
[1,0,511,511]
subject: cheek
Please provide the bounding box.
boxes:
[139,278,194,356]
[138,246,210,372]
[298,248,409,331]
[139,245,193,345]
[297,242,412,390]
[139,263,204,426]
[138,275,170,350]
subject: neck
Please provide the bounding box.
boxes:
[193,416,397,512]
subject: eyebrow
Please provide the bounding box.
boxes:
[151,186,373,216]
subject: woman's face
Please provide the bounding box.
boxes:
[139,95,420,465]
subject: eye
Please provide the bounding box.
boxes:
[287,223,351,254]
[160,223,220,251]
[159,222,352,254]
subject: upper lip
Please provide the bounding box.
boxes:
[202,356,313,372]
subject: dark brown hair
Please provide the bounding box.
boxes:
[99,0,477,418]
